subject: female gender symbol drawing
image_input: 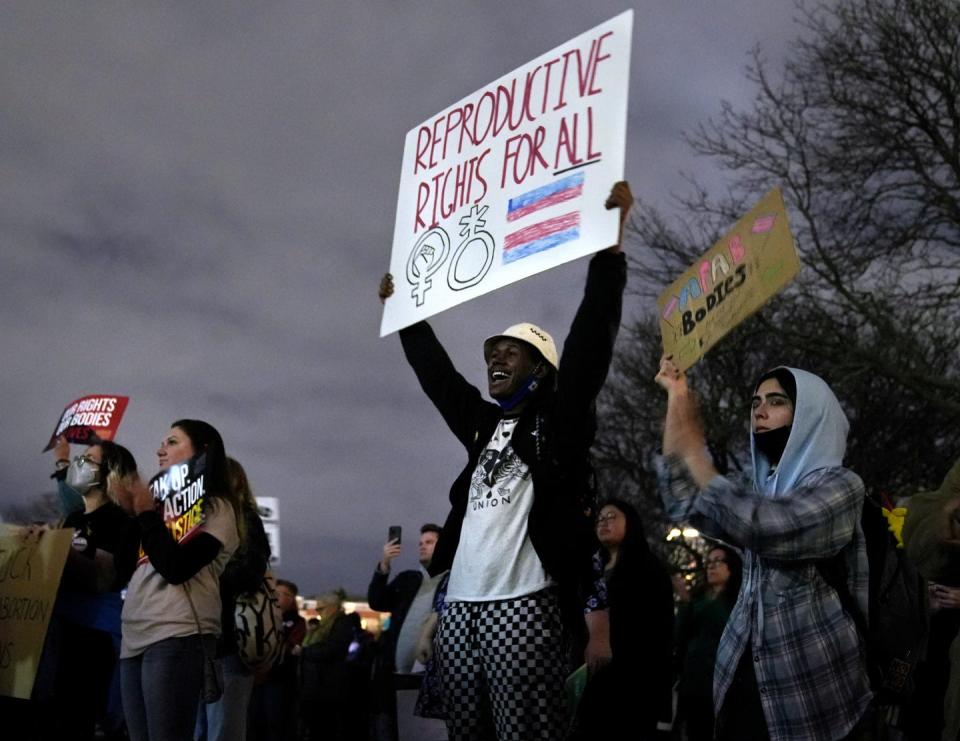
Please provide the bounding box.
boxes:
[406,227,450,306]
[404,204,496,305]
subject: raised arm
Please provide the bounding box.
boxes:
[553,183,631,437]
[382,272,494,447]
[655,356,863,559]
[367,537,403,611]
[117,474,225,584]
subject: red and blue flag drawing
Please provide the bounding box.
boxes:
[503,172,584,264]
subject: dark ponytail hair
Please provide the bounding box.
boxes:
[97,440,138,502]
[98,440,138,480]
[170,419,229,500]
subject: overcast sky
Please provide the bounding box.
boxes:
[1,1,807,596]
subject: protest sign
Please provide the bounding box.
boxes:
[256,496,279,524]
[263,522,281,566]
[257,497,280,565]
[43,394,130,451]
[0,526,72,699]
[381,10,633,336]
[657,187,801,371]
[137,453,208,565]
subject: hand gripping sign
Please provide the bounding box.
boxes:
[381,11,633,336]
[657,187,801,371]
[136,452,208,565]
[43,394,130,451]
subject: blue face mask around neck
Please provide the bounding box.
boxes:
[496,373,541,412]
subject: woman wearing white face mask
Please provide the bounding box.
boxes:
[47,437,140,741]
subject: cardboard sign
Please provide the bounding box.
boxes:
[381,11,633,336]
[137,453,208,565]
[0,526,72,699]
[657,187,801,370]
[43,394,130,451]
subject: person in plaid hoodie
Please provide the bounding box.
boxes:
[656,360,872,741]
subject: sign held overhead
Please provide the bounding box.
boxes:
[657,187,801,370]
[381,11,633,336]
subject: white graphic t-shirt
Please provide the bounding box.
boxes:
[446,417,553,602]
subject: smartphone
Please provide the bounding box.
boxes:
[388,525,402,544]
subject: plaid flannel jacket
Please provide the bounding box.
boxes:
[660,455,872,741]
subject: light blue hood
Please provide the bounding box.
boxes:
[751,367,849,497]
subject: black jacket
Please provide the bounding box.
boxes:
[573,549,675,738]
[366,567,422,671]
[300,611,362,703]
[399,251,626,616]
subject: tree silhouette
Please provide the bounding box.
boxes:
[596,0,960,542]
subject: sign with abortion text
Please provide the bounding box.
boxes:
[381,11,633,336]
[0,526,72,699]
[657,187,801,371]
[43,394,130,451]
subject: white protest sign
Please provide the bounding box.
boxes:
[256,497,280,565]
[256,497,279,523]
[263,522,281,566]
[381,11,633,336]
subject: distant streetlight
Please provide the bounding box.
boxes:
[665,526,700,541]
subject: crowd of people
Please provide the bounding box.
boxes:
[6,179,960,741]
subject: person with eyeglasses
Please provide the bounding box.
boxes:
[656,360,871,741]
[45,436,140,741]
[572,498,674,740]
[674,544,743,741]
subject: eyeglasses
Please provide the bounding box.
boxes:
[595,513,620,525]
[75,454,102,469]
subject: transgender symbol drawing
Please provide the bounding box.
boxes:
[447,204,495,292]
[406,227,450,306]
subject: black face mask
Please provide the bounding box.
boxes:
[754,425,792,464]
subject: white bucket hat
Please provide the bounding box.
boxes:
[483,323,558,371]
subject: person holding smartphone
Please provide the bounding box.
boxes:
[367,523,444,740]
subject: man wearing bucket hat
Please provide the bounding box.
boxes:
[379,181,632,740]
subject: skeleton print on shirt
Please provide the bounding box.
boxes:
[469,418,529,511]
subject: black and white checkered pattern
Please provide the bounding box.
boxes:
[435,589,568,741]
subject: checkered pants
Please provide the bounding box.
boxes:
[435,588,568,741]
